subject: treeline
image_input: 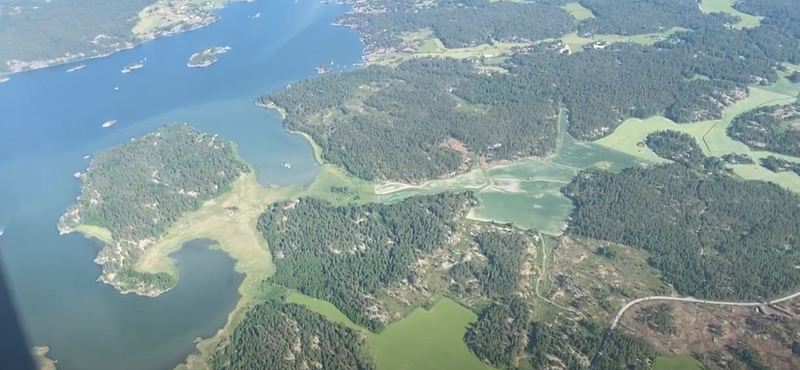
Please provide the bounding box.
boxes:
[339,0,574,51]
[256,192,476,331]
[448,231,530,299]
[261,58,559,182]
[728,103,800,157]
[0,0,153,70]
[209,300,374,370]
[562,163,800,301]
[61,123,248,241]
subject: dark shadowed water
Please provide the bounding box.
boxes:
[0,1,362,369]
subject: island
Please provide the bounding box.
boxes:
[32,346,56,370]
[121,62,144,73]
[102,120,117,128]
[187,46,231,68]
[58,123,249,296]
[66,64,85,72]
[315,64,332,74]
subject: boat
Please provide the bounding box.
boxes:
[102,120,117,128]
[66,64,85,73]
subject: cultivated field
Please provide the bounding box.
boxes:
[561,2,594,21]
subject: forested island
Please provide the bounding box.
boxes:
[58,123,249,296]
[187,46,231,68]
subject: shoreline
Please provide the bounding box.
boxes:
[0,4,229,77]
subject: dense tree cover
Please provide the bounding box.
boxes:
[634,304,677,336]
[578,0,731,36]
[209,300,374,370]
[721,153,754,165]
[503,43,747,140]
[528,319,655,370]
[0,0,152,71]
[264,39,771,180]
[262,58,559,182]
[645,130,706,166]
[60,123,249,241]
[760,156,800,177]
[562,163,800,301]
[728,103,800,157]
[448,231,530,299]
[338,0,574,51]
[257,193,476,331]
[464,296,530,368]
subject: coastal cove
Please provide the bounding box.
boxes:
[0,1,363,370]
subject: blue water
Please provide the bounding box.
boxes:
[0,1,363,369]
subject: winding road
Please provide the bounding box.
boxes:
[611,291,800,329]
[586,290,800,369]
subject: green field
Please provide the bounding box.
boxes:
[369,29,529,67]
[561,2,595,21]
[595,86,800,192]
[289,293,492,370]
[377,109,649,235]
[653,355,706,370]
[556,27,688,53]
[699,0,763,29]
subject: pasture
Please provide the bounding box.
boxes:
[653,355,706,370]
[699,0,763,29]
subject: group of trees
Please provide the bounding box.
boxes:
[634,303,677,336]
[448,231,530,299]
[256,193,476,331]
[645,130,707,167]
[61,123,249,241]
[209,300,374,370]
[728,103,800,157]
[760,156,800,177]
[464,296,530,367]
[562,163,800,301]
[528,319,655,370]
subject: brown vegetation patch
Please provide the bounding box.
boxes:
[619,301,800,370]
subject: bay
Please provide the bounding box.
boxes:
[0,1,363,369]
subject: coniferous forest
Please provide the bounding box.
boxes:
[60,123,249,242]
[562,163,800,301]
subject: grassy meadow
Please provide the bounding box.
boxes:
[595,86,800,193]
[699,0,763,29]
[289,293,493,370]
[653,355,706,370]
[561,2,594,21]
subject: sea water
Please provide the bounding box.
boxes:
[0,1,363,369]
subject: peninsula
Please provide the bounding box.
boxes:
[187,46,231,68]
[58,123,249,296]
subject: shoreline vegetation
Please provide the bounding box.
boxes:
[187,46,231,68]
[1,0,246,76]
